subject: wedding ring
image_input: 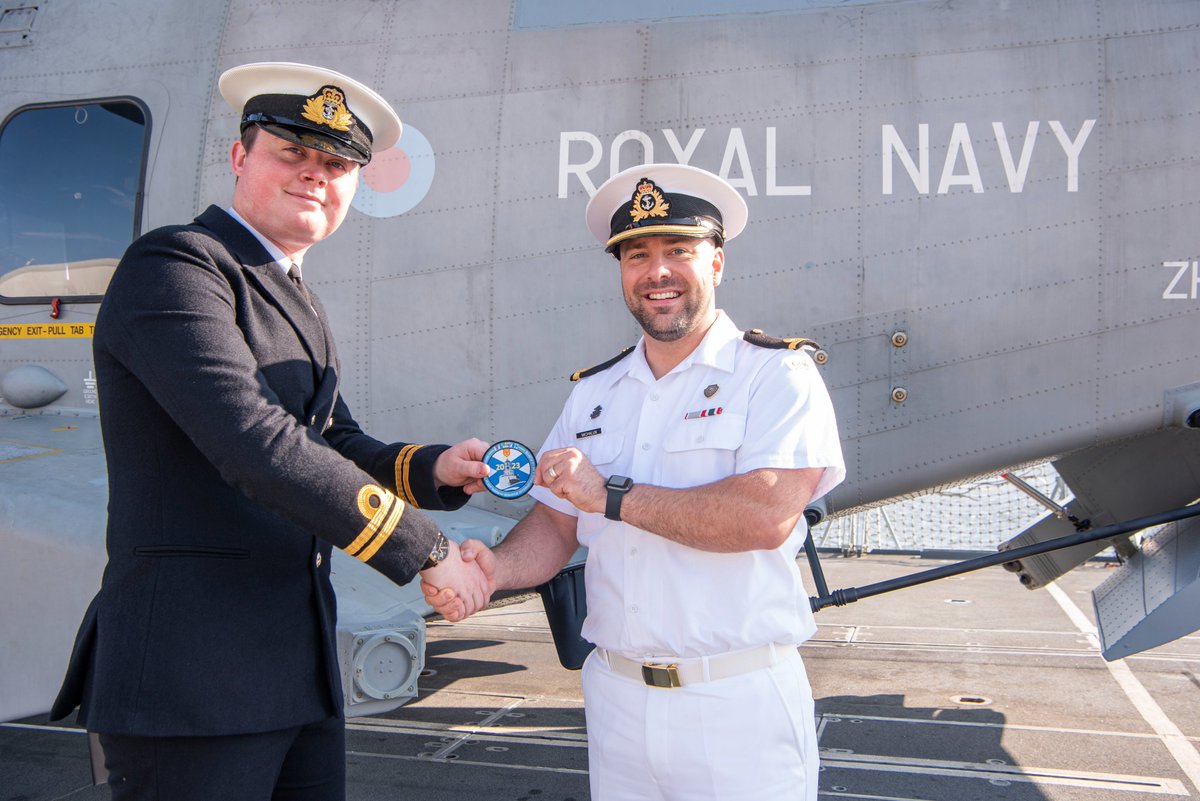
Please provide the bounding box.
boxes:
[547,466,558,479]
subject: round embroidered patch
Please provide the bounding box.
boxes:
[482,440,537,499]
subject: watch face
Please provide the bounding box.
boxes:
[429,532,450,565]
[607,475,632,491]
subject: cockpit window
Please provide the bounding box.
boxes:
[0,98,150,304]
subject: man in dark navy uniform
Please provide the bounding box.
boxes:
[50,62,491,800]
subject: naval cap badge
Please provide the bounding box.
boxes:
[301,85,355,132]
[629,177,670,224]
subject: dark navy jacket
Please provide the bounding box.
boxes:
[51,206,463,736]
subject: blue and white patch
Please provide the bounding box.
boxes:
[482,440,537,500]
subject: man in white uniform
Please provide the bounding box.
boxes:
[427,163,844,800]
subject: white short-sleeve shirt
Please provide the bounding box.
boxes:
[530,311,845,660]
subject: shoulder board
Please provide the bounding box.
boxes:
[570,345,635,382]
[743,328,820,351]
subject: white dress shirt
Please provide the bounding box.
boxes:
[530,311,845,660]
[225,207,298,276]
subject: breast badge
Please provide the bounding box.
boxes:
[482,440,537,499]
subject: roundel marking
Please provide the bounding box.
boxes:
[352,123,435,218]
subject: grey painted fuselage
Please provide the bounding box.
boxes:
[2,0,1198,722]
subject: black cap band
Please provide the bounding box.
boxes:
[242,86,374,165]
[606,184,725,253]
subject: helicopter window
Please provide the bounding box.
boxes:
[0,98,150,304]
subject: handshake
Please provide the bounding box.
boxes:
[419,538,496,622]
[422,440,603,622]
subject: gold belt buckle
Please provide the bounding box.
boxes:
[641,662,681,688]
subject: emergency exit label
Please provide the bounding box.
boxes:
[0,323,94,338]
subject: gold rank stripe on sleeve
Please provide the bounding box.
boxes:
[347,484,405,562]
[394,444,422,505]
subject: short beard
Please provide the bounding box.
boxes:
[627,292,706,343]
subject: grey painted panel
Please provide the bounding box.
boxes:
[908,337,1101,426]
[369,267,492,343]
[1103,112,1200,177]
[508,26,649,91]
[501,83,648,150]
[384,33,509,102]
[4,0,219,68]
[366,202,497,278]
[1100,0,1200,34]
[1096,316,1200,431]
[4,0,1200,514]
[491,250,622,329]
[908,280,1098,373]
[1103,21,1200,85]
[386,0,512,39]
[641,60,859,130]
[367,319,490,415]
[864,225,1103,361]
[641,12,862,82]
[492,296,636,383]
[861,0,1098,59]
[841,384,1091,505]
[1101,170,1200,325]
[365,391,496,470]
[864,40,1100,111]
[488,379,577,452]
[222,1,391,52]
[723,255,863,342]
[514,0,895,31]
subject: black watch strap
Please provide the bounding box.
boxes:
[605,475,633,521]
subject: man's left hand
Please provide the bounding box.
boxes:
[537,447,606,515]
[434,438,490,494]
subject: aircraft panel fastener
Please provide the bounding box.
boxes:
[813,349,829,365]
[891,387,908,404]
[891,331,908,348]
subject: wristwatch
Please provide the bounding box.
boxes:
[604,475,634,521]
[421,531,450,571]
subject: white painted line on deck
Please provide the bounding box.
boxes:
[429,697,528,759]
[1047,582,1200,795]
[819,792,935,801]
[346,749,589,776]
[821,711,1196,742]
[822,751,1188,795]
[825,791,936,796]
[0,722,86,735]
[346,717,588,748]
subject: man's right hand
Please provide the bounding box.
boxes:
[419,538,493,622]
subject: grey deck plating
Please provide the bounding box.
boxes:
[5,554,1197,801]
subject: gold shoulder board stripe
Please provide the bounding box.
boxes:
[743,329,820,351]
[570,345,636,382]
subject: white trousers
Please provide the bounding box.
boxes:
[582,645,818,801]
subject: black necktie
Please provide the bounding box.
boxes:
[287,263,313,310]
